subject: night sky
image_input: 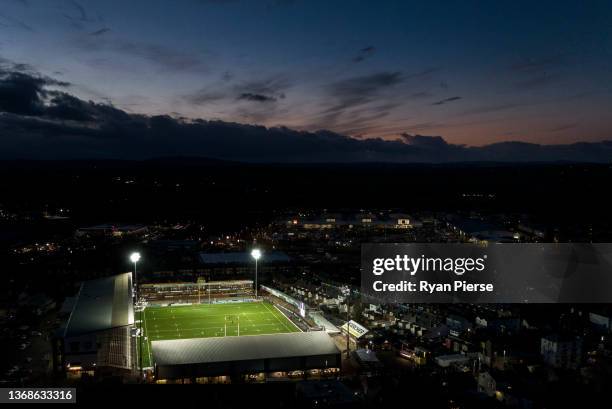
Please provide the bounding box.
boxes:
[1,0,612,161]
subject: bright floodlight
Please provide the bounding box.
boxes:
[130,252,141,263]
[251,249,262,260]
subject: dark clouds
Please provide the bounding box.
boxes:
[62,0,98,25]
[238,93,277,102]
[511,55,566,72]
[400,133,451,148]
[183,89,225,105]
[306,71,404,134]
[548,123,579,133]
[221,71,234,82]
[0,69,69,115]
[323,71,403,117]
[460,102,524,116]
[111,41,207,72]
[410,91,432,99]
[74,33,209,73]
[0,12,33,31]
[61,0,206,76]
[404,67,440,80]
[329,72,402,104]
[510,54,568,90]
[0,72,46,115]
[1,0,610,146]
[514,73,558,89]
[89,27,110,36]
[1,67,611,163]
[432,96,462,106]
[352,46,376,63]
[235,77,289,100]
[180,75,289,123]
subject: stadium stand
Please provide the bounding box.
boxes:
[152,331,341,381]
[55,273,135,375]
[140,280,253,305]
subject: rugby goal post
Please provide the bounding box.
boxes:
[224,314,240,337]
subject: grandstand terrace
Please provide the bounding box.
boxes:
[140,280,254,305]
[55,273,135,375]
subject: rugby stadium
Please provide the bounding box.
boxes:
[58,274,341,383]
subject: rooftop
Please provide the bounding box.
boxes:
[354,348,380,363]
[435,353,470,363]
[61,272,134,337]
[152,331,339,366]
[340,320,369,338]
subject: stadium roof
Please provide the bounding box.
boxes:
[308,311,341,334]
[140,280,252,289]
[61,272,134,337]
[152,331,339,366]
[340,320,369,339]
[260,285,305,310]
[199,251,290,265]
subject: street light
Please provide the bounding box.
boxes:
[251,249,262,298]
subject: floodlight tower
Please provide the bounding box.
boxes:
[251,249,262,298]
[129,252,143,378]
[342,285,351,358]
[130,252,141,295]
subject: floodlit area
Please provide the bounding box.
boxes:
[136,301,300,368]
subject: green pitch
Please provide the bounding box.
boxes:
[136,301,300,368]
